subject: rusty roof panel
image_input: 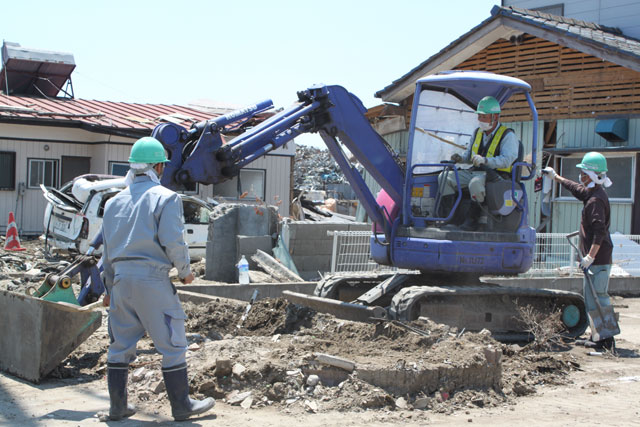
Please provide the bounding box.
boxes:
[0,94,231,134]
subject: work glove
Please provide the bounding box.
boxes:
[579,254,594,272]
[542,167,557,179]
[472,154,486,167]
[450,153,462,163]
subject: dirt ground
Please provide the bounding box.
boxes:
[1,240,640,425]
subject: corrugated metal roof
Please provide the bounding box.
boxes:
[0,93,245,137]
[376,5,640,101]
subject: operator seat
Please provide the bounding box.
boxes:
[485,138,525,232]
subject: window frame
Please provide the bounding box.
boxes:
[27,157,59,189]
[108,161,130,177]
[555,153,635,203]
[0,151,16,190]
[214,168,266,201]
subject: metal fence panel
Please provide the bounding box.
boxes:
[329,231,640,277]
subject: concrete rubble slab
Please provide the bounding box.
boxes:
[252,249,303,282]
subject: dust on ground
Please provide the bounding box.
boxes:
[0,238,620,418]
[38,295,589,416]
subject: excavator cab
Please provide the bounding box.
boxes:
[371,71,538,276]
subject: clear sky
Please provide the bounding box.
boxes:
[3,0,498,146]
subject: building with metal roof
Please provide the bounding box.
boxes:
[367,4,640,235]
[0,42,293,235]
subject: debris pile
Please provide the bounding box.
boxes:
[294,146,345,189]
[0,241,583,419]
[41,295,580,416]
[0,238,61,292]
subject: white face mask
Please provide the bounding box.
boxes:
[478,120,493,131]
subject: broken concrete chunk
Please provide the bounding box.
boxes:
[24,268,42,280]
[483,346,502,366]
[232,363,246,377]
[314,353,356,372]
[395,397,408,409]
[306,374,320,387]
[151,379,165,394]
[248,270,278,283]
[227,391,252,406]
[304,399,318,413]
[251,249,303,282]
[240,396,253,409]
[188,343,201,351]
[131,367,146,382]
[413,397,430,410]
[214,359,233,377]
[512,381,536,396]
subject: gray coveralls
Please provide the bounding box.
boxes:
[102,175,191,368]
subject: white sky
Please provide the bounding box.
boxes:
[3,0,497,146]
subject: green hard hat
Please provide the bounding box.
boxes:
[576,151,607,173]
[128,137,168,163]
[476,96,501,114]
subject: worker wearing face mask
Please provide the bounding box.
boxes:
[101,137,214,421]
[438,96,519,230]
[543,152,616,351]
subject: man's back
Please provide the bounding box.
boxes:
[103,175,190,278]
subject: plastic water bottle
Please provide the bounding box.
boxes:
[238,255,250,285]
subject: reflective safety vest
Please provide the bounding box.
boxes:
[471,125,514,173]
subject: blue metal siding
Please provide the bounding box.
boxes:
[557,118,640,149]
[552,200,632,234]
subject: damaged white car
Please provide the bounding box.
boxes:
[41,174,214,259]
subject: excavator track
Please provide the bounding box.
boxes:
[389,285,587,342]
[313,273,588,342]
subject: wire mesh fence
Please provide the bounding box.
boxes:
[329,230,640,277]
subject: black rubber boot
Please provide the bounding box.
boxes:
[576,336,616,351]
[163,364,215,421]
[460,202,483,231]
[107,363,136,421]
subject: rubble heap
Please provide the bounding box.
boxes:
[294,145,345,189]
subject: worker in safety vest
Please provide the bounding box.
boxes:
[543,152,616,351]
[101,137,214,421]
[438,96,519,231]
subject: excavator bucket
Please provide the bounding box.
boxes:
[0,263,102,383]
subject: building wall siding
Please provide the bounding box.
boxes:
[0,123,292,234]
[551,200,631,234]
[556,118,640,150]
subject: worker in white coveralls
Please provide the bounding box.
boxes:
[101,137,214,421]
[543,152,617,351]
[438,96,519,231]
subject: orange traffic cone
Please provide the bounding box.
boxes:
[4,212,25,251]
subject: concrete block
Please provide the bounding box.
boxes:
[205,204,277,282]
[237,235,273,270]
[357,357,501,395]
[486,276,640,297]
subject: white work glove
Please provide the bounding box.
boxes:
[472,154,486,167]
[542,167,557,179]
[579,254,594,272]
